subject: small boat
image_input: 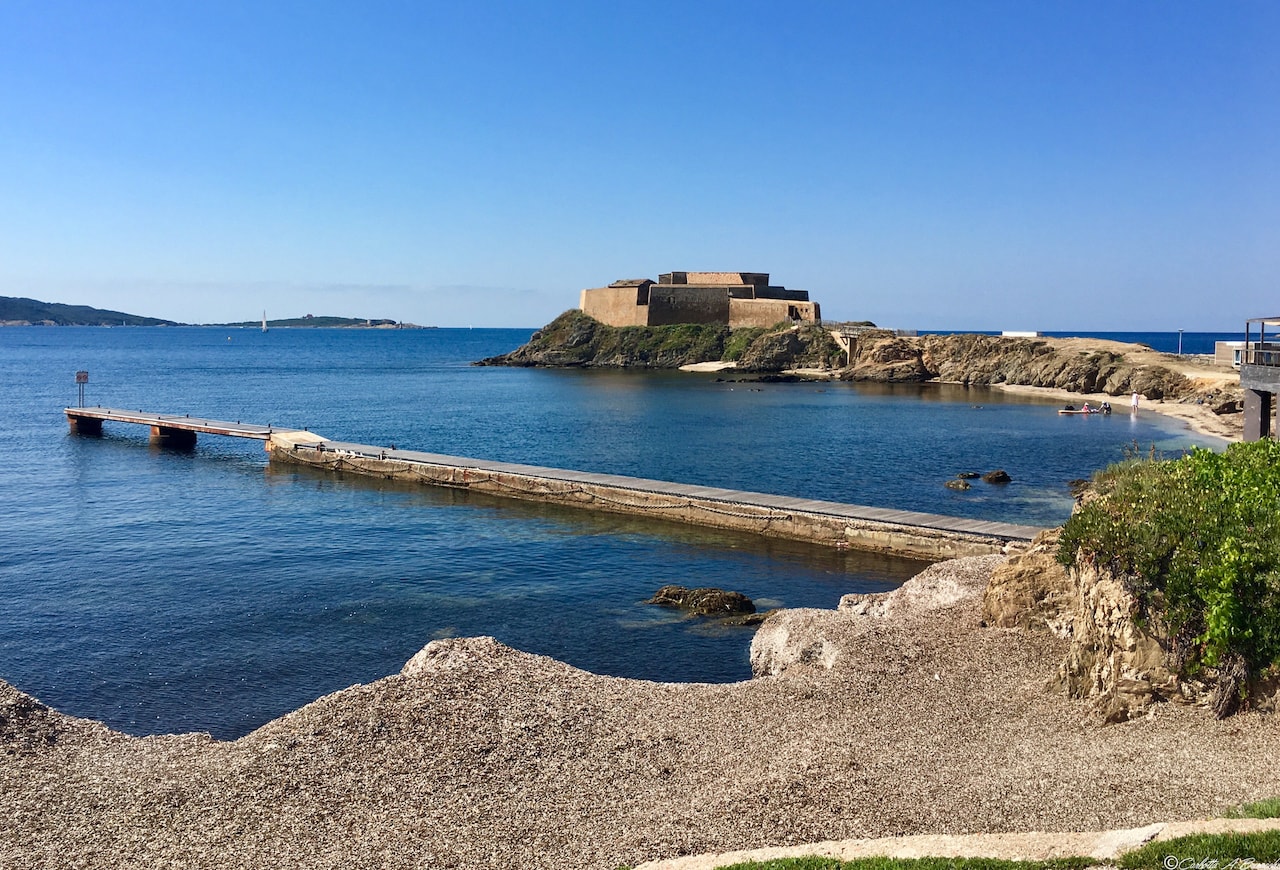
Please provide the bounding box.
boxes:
[1058,408,1102,415]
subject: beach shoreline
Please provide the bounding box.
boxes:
[991,382,1241,442]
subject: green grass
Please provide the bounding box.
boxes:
[710,832,1280,870]
[1119,830,1280,867]
[1225,797,1280,819]
[715,858,1093,870]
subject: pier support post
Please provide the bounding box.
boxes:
[66,413,102,436]
[150,425,197,449]
[1243,389,1273,442]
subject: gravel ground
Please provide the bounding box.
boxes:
[3,555,1276,870]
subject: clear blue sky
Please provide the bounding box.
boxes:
[1,1,1276,329]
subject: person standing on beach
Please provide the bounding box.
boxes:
[1131,392,1140,413]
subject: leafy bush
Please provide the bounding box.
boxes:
[1058,439,1280,712]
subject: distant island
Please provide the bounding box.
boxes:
[0,295,426,328]
[213,314,428,329]
[0,295,178,326]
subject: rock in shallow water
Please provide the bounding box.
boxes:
[646,585,756,617]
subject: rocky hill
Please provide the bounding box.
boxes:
[476,312,1209,400]
[475,310,841,370]
[0,295,177,326]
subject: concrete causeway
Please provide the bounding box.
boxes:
[64,407,1045,559]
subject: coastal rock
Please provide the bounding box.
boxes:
[839,333,932,382]
[1053,563,1181,722]
[478,315,1206,408]
[957,471,980,479]
[752,556,998,678]
[981,529,1073,635]
[945,479,971,491]
[647,585,755,617]
[475,310,730,368]
[734,324,842,372]
[982,469,1012,484]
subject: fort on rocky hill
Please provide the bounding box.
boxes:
[579,270,820,328]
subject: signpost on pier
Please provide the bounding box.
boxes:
[75,370,88,408]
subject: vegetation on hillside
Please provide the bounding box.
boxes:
[0,295,177,326]
[1057,439,1280,715]
[477,310,837,370]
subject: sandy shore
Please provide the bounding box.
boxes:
[3,556,1276,869]
[993,383,1241,441]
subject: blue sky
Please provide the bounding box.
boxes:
[1,1,1276,329]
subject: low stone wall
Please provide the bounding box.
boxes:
[267,438,1023,561]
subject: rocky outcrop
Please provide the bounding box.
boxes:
[480,314,1202,401]
[837,332,1190,399]
[475,310,731,368]
[733,325,842,371]
[750,555,1002,678]
[983,530,1202,721]
[982,529,1073,635]
[1054,563,1182,722]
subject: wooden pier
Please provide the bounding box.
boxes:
[65,407,281,447]
[65,406,1045,559]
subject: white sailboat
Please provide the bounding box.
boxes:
[261,311,268,333]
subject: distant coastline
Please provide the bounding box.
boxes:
[0,295,425,328]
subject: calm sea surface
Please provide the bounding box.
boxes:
[0,327,1224,739]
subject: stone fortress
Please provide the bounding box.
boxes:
[579,271,820,329]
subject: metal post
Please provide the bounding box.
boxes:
[1177,330,1183,356]
[75,370,88,408]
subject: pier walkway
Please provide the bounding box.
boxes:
[65,406,1045,559]
[65,406,279,446]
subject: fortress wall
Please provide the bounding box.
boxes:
[646,286,731,326]
[580,287,650,327]
[729,298,821,328]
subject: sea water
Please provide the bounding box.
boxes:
[0,327,1223,738]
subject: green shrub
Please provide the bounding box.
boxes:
[1058,439,1280,712]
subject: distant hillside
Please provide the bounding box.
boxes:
[0,296,178,326]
